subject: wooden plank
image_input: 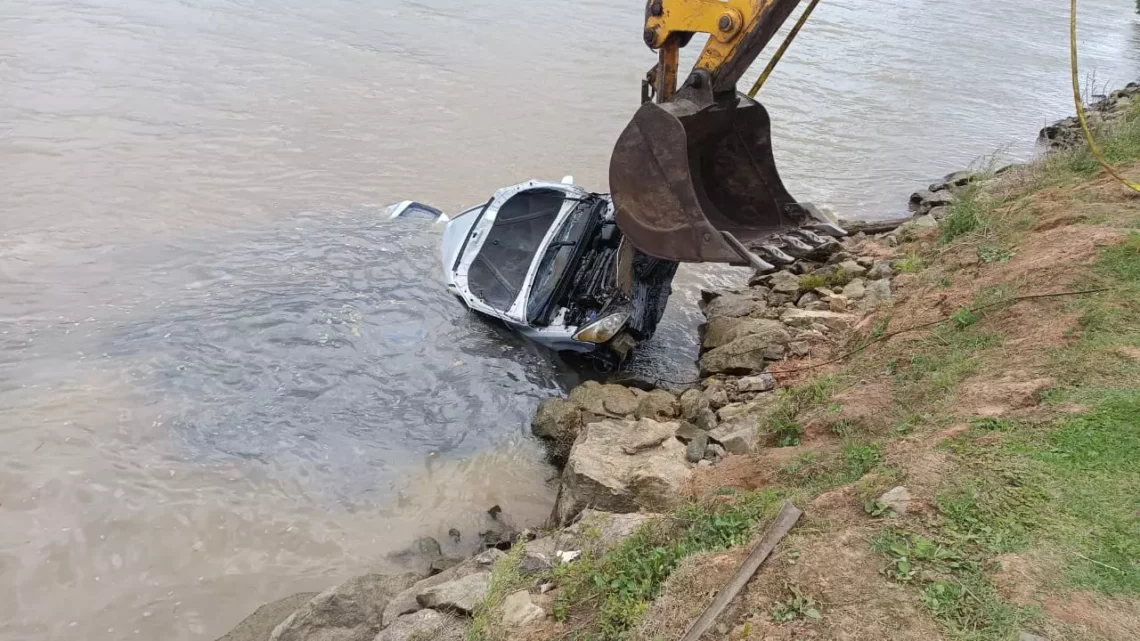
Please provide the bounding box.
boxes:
[678,501,803,641]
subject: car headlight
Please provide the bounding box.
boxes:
[572,312,630,344]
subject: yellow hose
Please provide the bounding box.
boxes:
[1070,0,1140,191]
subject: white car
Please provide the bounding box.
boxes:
[388,178,677,369]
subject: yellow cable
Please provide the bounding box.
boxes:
[748,0,821,97]
[1070,0,1140,191]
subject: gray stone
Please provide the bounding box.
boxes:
[735,373,776,394]
[376,609,466,641]
[797,291,821,308]
[908,189,935,212]
[634,389,679,420]
[768,270,801,294]
[415,537,441,561]
[219,592,318,641]
[501,590,545,628]
[700,331,790,376]
[779,308,858,332]
[529,510,660,559]
[518,552,552,575]
[928,206,949,220]
[620,419,675,455]
[568,381,639,417]
[697,459,712,467]
[553,419,691,524]
[788,341,811,357]
[685,432,709,463]
[841,278,866,300]
[864,278,892,309]
[884,234,899,247]
[878,486,912,516]
[416,572,490,615]
[429,557,463,576]
[269,574,419,641]
[704,291,767,319]
[695,407,718,431]
[678,388,707,421]
[382,552,503,625]
[531,398,583,466]
[828,294,849,312]
[866,260,894,280]
[705,443,726,460]
[709,425,757,455]
[767,292,794,306]
[674,421,707,444]
[836,260,867,278]
[702,317,790,352]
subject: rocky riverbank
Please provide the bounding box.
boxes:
[216,84,1140,641]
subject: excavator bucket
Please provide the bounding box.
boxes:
[610,91,840,268]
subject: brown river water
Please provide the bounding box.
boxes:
[2,1,1138,639]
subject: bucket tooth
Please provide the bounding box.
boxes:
[773,234,814,255]
[756,244,795,264]
[804,222,847,237]
[787,229,827,246]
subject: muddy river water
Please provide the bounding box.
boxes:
[1,1,1138,639]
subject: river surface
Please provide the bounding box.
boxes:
[2,1,1138,639]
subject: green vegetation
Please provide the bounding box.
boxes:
[871,223,1140,637]
[798,273,828,291]
[895,252,926,273]
[469,547,529,641]
[549,491,784,640]
[766,376,839,447]
[769,584,821,622]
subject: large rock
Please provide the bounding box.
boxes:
[699,332,788,376]
[219,592,318,641]
[703,291,767,319]
[702,316,791,352]
[735,373,776,394]
[842,278,866,300]
[553,419,692,524]
[866,260,894,280]
[568,381,639,416]
[382,551,503,625]
[531,398,583,466]
[635,389,680,420]
[678,388,708,422]
[376,609,466,641]
[528,509,661,559]
[709,424,757,455]
[501,590,545,628]
[864,278,892,309]
[779,308,857,332]
[268,574,419,641]
[416,571,490,615]
[768,270,801,294]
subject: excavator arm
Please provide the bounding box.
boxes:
[611,0,843,270]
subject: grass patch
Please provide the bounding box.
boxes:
[939,185,989,243]
[551,491,784,640]
[895,252,926,273]
[470,547,530,641]
[766,376,841,447]
[798,273,827,291]
[892,326,1001,410]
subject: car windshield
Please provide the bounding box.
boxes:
[525,198,597,324]
[465,189,565,311]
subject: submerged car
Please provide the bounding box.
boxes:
[388,178,677,369]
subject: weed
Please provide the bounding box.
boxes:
[951,307,979,329]
[938,276,953,288]
[769,584,821,622]
[871,316,891,339]
[976,243,1015,264]
[939,186,987,243]
[864,499,893,517]
[798,273,827,291]
[766,377,840,447]
[840,442,881,480]
[895,253,925,273]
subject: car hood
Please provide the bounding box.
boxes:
[439,206,483,285]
